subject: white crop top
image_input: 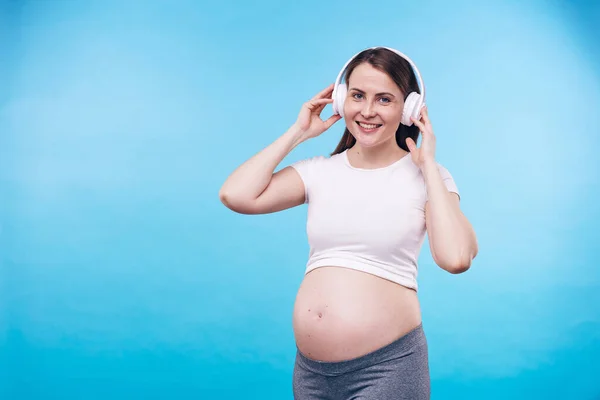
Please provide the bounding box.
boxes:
[290,149,459,291]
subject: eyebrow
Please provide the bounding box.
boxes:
[349,88,396,97]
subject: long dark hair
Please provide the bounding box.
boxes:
[330,47,421,156]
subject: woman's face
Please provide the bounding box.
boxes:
[343,63,404,149]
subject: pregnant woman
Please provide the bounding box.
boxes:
[219,46,479,399]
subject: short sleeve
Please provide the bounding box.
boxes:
[437,163,460,200]
[290,155,325,204]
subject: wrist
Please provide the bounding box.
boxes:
[287,123,308,147]
[420,158,438,183]
[420,157,437,172]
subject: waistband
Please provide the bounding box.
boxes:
[295,322,426,376]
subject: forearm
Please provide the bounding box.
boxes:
[422,160,478,272]
[219,124,306,203]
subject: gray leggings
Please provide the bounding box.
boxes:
[292,323,430,400]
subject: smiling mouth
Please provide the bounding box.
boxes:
[356,121,383,129]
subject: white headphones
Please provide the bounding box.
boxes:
[332,46,426,126]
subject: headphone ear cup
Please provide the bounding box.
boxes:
[333,83,347,118]
[401,92,422,126]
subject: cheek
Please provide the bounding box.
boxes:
[382,107,403,124]
[380,109,403,136]
[344,115,356,133]
[343,100,359,118]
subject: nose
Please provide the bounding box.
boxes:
[361,101,376,118]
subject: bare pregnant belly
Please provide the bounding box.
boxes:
[292,266,422,362]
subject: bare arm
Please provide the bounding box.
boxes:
[407,106,478,274]
[423,163,478,274]
[218,125,306,214]
[219,84,342,214]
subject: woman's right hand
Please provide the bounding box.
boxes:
[294,83,342,141]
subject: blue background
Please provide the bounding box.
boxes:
[1,0,599,398]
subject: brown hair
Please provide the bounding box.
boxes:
[330,47,421,156]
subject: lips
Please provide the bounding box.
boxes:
[356,121,383,129]
[356,121,383,133]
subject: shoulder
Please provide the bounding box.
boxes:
[409,157,454,177]
[288,152,347,193]
[291,154,328,168]
[435,161,452,175]
[290,152,345,171]
[405,156,454,177]
[433,160,460,197]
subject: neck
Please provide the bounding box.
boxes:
[348,141,408,169]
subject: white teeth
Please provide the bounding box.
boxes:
[358,122,380,129]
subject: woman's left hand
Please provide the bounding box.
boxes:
[406,105,436,169]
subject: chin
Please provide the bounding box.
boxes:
[350,129,392,149]
[354,137,381,148]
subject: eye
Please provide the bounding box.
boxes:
[379,97,391,104]
[352,93,363,100]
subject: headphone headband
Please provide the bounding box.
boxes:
[333,46,426,103]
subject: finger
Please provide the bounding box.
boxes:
[313,103,328,116]
[405,137,417,152]
[312,83,335,100]
[323,114,342,129]
[306,98,333,110]
[420,106,431,127]
[315,101,331,114]
[310,98,334,106]
[311,98,334,115]
[410,116,426,132]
